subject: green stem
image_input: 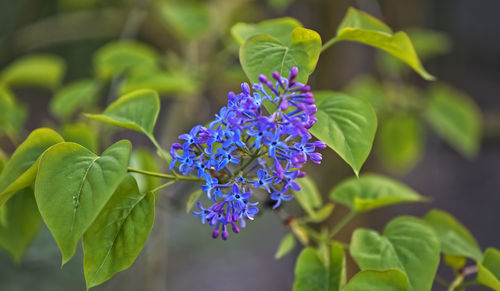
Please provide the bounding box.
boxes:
[329,211,356,239]
[127,167,203,181]
[320,36,338,53]
[455,279,480,290]
[147,134,172,165]
[151,181,176,193]
[234,149,261,176]
[448,275,464,291]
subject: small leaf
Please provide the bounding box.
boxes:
[0,188,42,262]
[119,70,197,96]
[350,216,440,291]
[477,248,500,291]
[425,83,482,158]
[0,54,66,89]
[330,174,424,213]
[231,17,302,45]
[293,242,345,291]
[94,41,158,80]
[329,7,434,80]
[50,79,100,120]
[342,269,409,291]
[275,232,295,259]
[376,115,424,173]
[129,148,161,193]
[309,92,377,176]
[85,89,160,139]
[290,220,309,245]
[307,203,335,223]
[0,128,64,207]
[61,123,98,153]
[294,176,322,217]
[0,86,27,136]
[35,140,131,264]
[344,75,389,113]
[185,189,203,214]
[240,27,321,84]
[158,2,211,39]
[443,254,466,271]
[83,175,155,289]
[423,209,482,261]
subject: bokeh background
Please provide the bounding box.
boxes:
[0,0,499,290]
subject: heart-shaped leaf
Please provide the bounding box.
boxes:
[35,140,131,264]
[342,269,409,291]
[240,27,321,84]
[326,7,434,80]
[293,242,346,291]
[232,17,302,45]
[329,174,425,213]
[0,128,64,207]
[83,175,155,289]
[423,209,482,261]
[350,216,440,291]
[0,187,42,262]
[309,92,377,176]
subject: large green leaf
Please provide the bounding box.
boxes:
[376,115,424,173]
[232,17,302,45]
[330,174,424,213]
[327,7,433,80]
[293,242,345,291]
[342,269,409,291]
[423,209,482,261]
[50,79,100,120]
[35,140,131,264]
[240,27,321,84]
[0,54,66,89]
[275,232,296,259]
[350,216,440,291]
[425,83,482,158]
[294,176,322,216]
[477,248,500,291]
[0,188,42,262]
[158,2,211,39]
[0,86,27,136]
[309,92,377,176]
[0,128,64,207]
[61,123,98,153]
[94,41,158,80]
[85,89,160,139]
[83,175,155,289]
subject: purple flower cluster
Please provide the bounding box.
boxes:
[170,67,325,240]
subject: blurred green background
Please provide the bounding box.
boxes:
[0,0,499,290]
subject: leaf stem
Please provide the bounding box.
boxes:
[127,167,202,181]
[320,36,339,53]
[329,211,356,238]
[151,181,176,193]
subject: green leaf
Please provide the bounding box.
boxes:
[35,140,131,264]
[50,79,100,120]
[344,75,388,113]
[342,269,409,291]
[85,89,160,139]
[350,216,440,291]
[129,148,161,193]
[0,128,64,207]
[61,123,98,153]
[94,41,158,80]
[294,176,322,217]
[158,2,211,39]
[185,189,203,214]
[376,115,424,173]
[309,92,377,175]
[119,70,198,96]
[330,174,424,213]
[477,248,500,291]
[83,175,155,289]
[275,232,295,259]
[423,209,482,261]
[0,86,27,136]
[425,83,482,158]
[293,242,345,291]
[240,27,321,84]
[0,188,42,262]
[231,17,302,45]
[329,7,434,80]
[306,203,335,223]
[0,54,66,89]
[443,254,466,271]
[0,150,6,173]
